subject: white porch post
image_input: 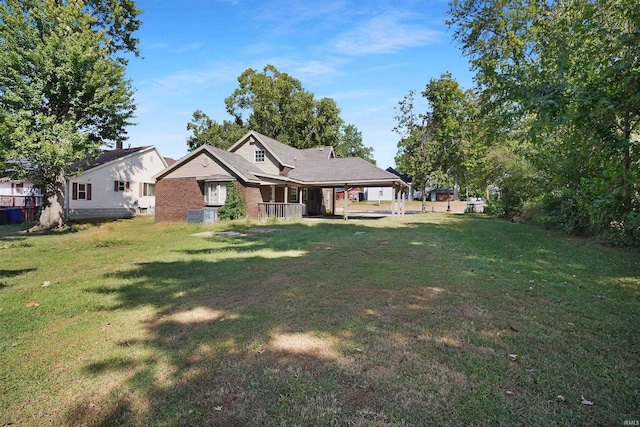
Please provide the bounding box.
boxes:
[343,184,349,220]
[284,186,288,204]
[391,185,396,218]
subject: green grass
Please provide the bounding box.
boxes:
[1,215,638,426]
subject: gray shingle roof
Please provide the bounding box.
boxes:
[288,157,401,185]
[208,146,261,182]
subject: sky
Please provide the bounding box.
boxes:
[123,0,475,169]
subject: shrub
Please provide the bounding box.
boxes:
[218,182,246,220]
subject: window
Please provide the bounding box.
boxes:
[290,187,298,202]
[378,189,384,197]
[72,183,92,200]
[255,149,265,163]
[114,181,130,192]
[205,182,227,205]
[143,183,155,197]
[14,183,24,194]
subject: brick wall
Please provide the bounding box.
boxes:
[242,184,264,219]
[155,177,204,222]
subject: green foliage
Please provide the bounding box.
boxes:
[394,75,479,209]
[217,181,246,220]
[0,0,141,228]
[187,65,375,161]
[186,110,245,151]
[449,0,640,245]
[334,124,375,164]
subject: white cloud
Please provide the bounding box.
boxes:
[330,12,442,56]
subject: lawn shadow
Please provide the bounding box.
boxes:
[66,216,640,426]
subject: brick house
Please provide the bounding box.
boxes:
[154,130,407,222]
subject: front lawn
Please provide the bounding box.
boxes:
[1,215,638,425]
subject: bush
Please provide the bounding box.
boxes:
[218,182,246,220]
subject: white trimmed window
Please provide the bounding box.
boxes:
[255,149,265,163]
[205,182,228,205]
[290,187,298,202]
[143,183,155,196]
[72,183,92,200]
[114,181,130,192]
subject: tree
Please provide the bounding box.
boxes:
[0,0,141,230]
[449,0,640,243]
[394,76,477,211]
[335,124,375,164]
[186,110,245,151]
[422,73,477,200]
[187,65,375,161]
[394,90,439,212]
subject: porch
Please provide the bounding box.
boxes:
[257,202,306,221]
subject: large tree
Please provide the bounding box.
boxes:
[449,0,640,242]
[187,65,375,161]
[394,75,477,209]
[394,90,439,212]
[0,0,141,230]
[422,73,477,200]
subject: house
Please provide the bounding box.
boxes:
[66,143,169,220]
[154,130,408,222]
[0,177,43,223]
[336,187,362,201]
[364,167,413,201]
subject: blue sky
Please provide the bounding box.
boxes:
[124,0,474,168]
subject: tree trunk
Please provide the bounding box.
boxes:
[421,180,427,213]
[453,175,460,201]
[30,170,66,231]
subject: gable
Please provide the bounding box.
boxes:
[229,136,281,176]
[162,152,234,180]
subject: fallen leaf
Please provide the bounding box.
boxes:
[509,353,519,362]
[581,396,594,406]
[526,368,537,374]
[42,281,50,287]
[509,325,519,333]
[12,342,18,347]
[214,406,222,411]
[557,395,565,402]
[26,301,39,308]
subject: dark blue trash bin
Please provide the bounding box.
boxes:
[5,208,23,223]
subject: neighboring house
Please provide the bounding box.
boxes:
[66,143,169,220]
[0,177,43,207]
[429,188,454,202]
[365,167,413,201]
[0,177,43,223]
[154,130,407,222]
[336,187,362,201]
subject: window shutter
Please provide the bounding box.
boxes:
[72,183,78,200]
[114,181,118,191]
[139,182,143,196]
[87,184,92,200]
[125,181,130,192]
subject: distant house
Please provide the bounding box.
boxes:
[66,143,169,220]
[0,177,43,207]
[154,130,407,222]
[364,167,413,201]
[0,177,43,222]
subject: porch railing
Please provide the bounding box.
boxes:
[258,203,305,221]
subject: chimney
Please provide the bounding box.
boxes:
[116,140,123,150]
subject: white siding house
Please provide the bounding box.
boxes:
[66,145,168,220]
[0,177,42,207]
